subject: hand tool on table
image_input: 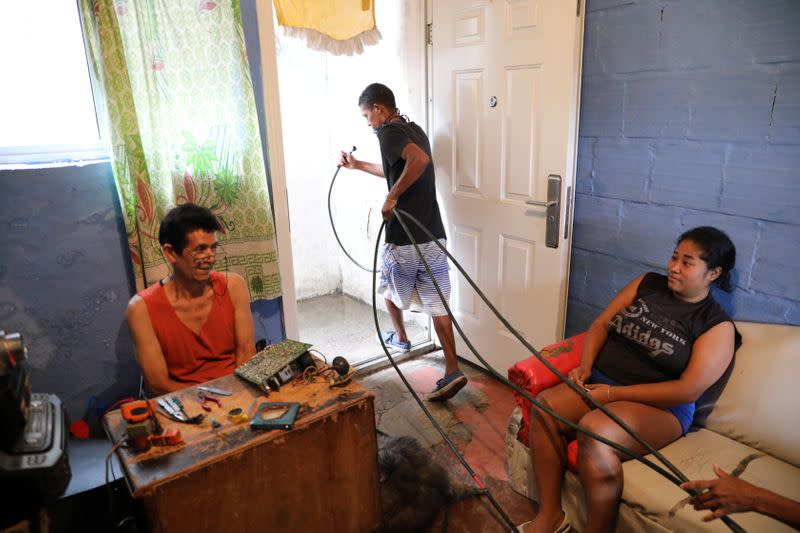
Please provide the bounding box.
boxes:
[121,400,158,452]
[121,399,184,451]
[156,396,204,424]
[198,391,222,412]
[197,386,232,397]
[148,428,184,446]
[227,407,249,424]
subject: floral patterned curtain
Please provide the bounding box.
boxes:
[80,0,281,300]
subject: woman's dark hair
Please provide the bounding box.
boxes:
[358,83,396,111]
[158,203,222,254]
[677,226,736,292]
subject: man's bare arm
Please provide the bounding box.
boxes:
[682,464,800,529]
[227,273,256,366]
[338,151,385,178]
[125,295,187,396]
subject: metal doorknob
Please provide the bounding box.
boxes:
[524,174,562,249]
[524,199,556,207]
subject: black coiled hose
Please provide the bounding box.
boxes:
[328,162,744,532]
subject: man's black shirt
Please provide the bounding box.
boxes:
[377,119,446,246]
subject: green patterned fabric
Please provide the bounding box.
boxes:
[80,0,281,299]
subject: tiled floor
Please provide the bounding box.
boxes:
[358,350,538,532]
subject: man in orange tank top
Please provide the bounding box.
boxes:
[125,204,256,395]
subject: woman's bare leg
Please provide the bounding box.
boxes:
[525,383,592,533]
[577,402,682,533]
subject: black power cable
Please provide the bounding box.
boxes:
[369,221,683,532]
[370,221,521,533]
[326,160,744,532]
[389,208,745,533]
[327,146,378,274]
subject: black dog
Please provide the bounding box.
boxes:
[376,433,482,532]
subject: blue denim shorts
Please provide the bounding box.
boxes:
[588,368,694,435]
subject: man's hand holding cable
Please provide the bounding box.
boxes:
[681,465,762,520]
[338,150,358,169]
[681,464,800,528]
[382,194,398,221]
[337,151,385,178]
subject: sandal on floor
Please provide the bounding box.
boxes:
[554,512,570,533]
[382,330,411,351]
[517,511,570,532]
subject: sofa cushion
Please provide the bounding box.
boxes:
[506,413,800,533]
[702,322,800,467]
[618,428,800,532]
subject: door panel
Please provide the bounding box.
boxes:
[503,65,542,200]
[432,0,584,371]
[453,224,481,319]
[454,70,483,194]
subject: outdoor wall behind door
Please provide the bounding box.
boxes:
[566,0,800,336]
[276,0,426,303]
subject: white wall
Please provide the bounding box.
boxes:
[275,0,426,303]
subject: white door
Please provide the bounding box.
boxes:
[430,0,584,371]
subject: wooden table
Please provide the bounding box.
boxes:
[104,374,380,532]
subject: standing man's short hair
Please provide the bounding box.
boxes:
[358,83,397,110]
[158,203,222,254]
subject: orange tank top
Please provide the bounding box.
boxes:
[139,271,236,385]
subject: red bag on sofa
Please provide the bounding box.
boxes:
[508,332,585,448]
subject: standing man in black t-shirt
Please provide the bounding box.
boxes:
[338,83,467,401]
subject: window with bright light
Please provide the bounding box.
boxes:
[0,1,107,167]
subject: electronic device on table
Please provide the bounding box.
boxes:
[0,329,71,525]
[121,399,183,452]
[250,402,301,431]
[235,339,315,391]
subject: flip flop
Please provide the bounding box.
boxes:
[382,330,411,351]
[517,511,570,532]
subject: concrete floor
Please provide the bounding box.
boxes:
[297,293,428,365]
[298,293,537,530]
[357,351,538,532]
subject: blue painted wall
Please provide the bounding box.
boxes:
[0,163,141,426]
[0,165,284,426]
[566,0,800,335]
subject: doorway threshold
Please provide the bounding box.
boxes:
[296,293,432,368]
[353,341,438,375]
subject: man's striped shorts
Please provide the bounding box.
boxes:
[377,239,450,317]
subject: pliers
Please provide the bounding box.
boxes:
[198,391,222,412]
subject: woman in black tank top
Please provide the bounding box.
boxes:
[520,227,739,533]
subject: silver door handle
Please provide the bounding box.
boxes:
[525,199,556,207]
[524,174,561,248]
